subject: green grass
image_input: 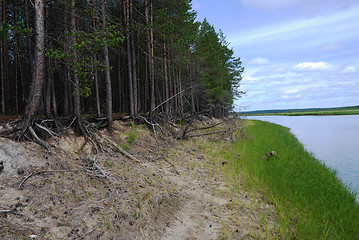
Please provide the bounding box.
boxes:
[214,120,359,239]
[277,109,359,116]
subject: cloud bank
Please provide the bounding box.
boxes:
[294,62,332,71]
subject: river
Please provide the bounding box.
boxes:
[246,115,359,197]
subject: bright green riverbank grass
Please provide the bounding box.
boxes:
[209,120,359,239]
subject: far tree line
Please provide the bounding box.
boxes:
[0,0,244,134]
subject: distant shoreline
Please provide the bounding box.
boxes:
[238,105,359,116]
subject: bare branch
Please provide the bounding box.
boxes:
[18,172,34,189]
[180,128,241,139]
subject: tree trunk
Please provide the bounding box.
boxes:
[71,0,82,133]
[145,0,155,119]
[188,49,195,114]
[178,68,184,117]
[18,0,46,137]
[101,0,113,128]
[125,0,134,118]
[164,43,169,115]
[51,70,57,118]
[0,0,5,114]
[117,55,122,113]
[130,0,138,115]
[45,60,52,118]
[93,0,101,118]
[2,0,9,113]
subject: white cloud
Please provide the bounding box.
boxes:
[242,76,258,83]
[284,89,299,94]
[249,57,269,65]
[240,0,359,14]
[337,81,353,85]
[282,94,302,99]
[282,95,289,99]
[294,61,332,71]
[341,66,356,74]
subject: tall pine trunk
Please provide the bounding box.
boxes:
[0,0,5,114]
[125,0,134,118]
[18,0,46,136]
[101,0,113,128]
[71,0,82,133]
[93,0,101,118]
[145,0,155,119]
[130,0,138,115]
[163,43,169,115]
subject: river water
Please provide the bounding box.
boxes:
[246,115,359,197]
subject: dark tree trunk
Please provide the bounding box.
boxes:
[93,0,101,118]
[18,0,46,137]
[130,0,138,115]
[101,0,113,128]
[2,0,8,113]
[163,43,169,115]
[51,69,57,118]
[71,0,82,132]
[188,48,195,114]
[45,60,52,118]
[145,0,155,119]
[125,0,134,118]
[117,55,122,113]
[0,0,5,114]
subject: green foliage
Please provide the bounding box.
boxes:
[46,23,124,98]
[126,120,142,144]
[193,19,244,115]
[0,21,32,38]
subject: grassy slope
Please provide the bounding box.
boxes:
[209,120,359,239]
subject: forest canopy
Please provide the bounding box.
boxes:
[0,0,244,130]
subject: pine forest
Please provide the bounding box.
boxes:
[0,0,244,137]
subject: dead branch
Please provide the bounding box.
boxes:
[84,151,114,182]
[152,86,192,113]
[18,172,34,189]
[180,128,241,139]
[92,161,113,182]
[101,138,142,163]
[184,119,230,135]
[64,117,76,130]
[0,209,14,214]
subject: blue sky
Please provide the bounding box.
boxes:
[192,0,359,111]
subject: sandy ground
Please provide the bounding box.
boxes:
[0,120,277,239]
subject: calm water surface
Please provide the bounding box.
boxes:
[247,115,359,196]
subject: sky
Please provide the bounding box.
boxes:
[192,0,359,111]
